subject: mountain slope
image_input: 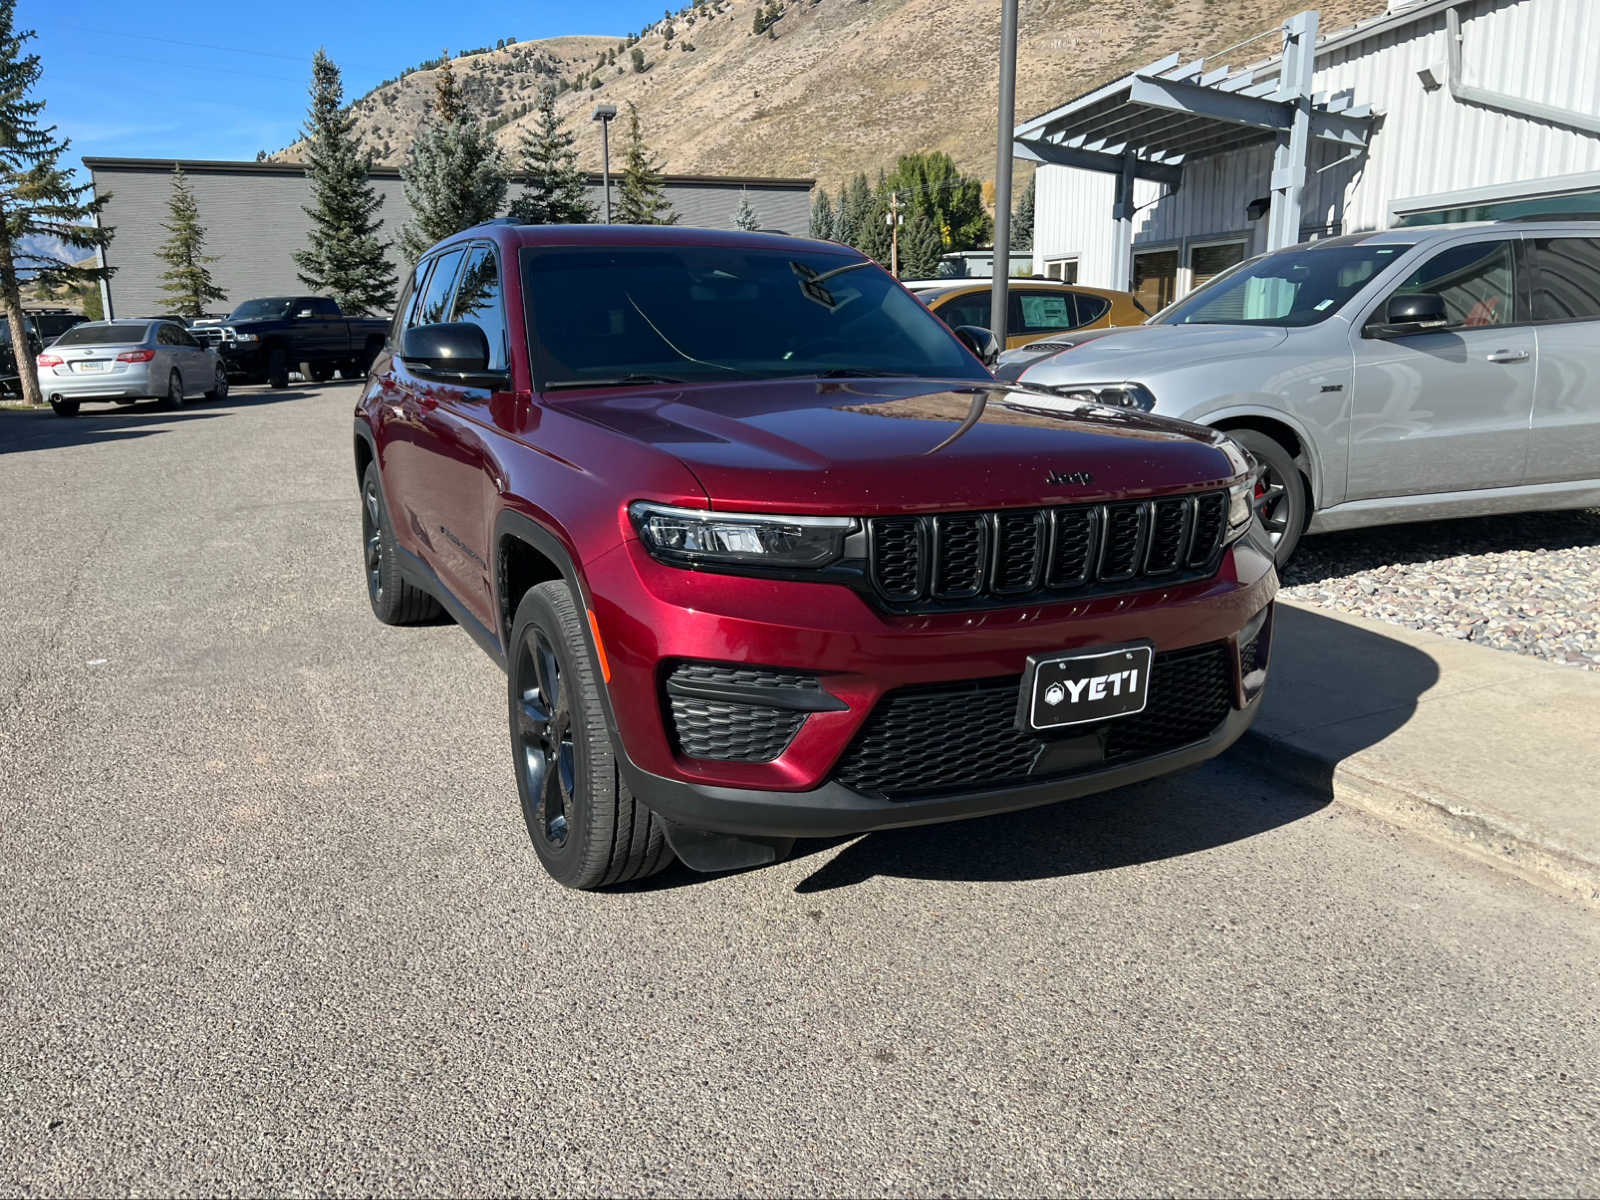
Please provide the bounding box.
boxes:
[280,0,1387,190]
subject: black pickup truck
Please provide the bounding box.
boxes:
[190,296,390,388]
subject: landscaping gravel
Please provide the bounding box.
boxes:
[1280,508,1600,670]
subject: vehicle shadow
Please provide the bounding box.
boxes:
[1284,508,1600,587]
[0,390,321,455]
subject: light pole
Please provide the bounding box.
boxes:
[592,103,618,223]
[991,0,1019,345]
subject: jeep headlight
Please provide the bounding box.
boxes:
[629,502,855,569]
[1048,382,1156,412]
[1228,476,1255,532]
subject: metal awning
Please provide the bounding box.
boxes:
[1012,11,1378,283]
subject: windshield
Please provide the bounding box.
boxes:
[520,246,989,390]
[229,298,294,321]
[53,322,151,347]
[1154,242,1416,327]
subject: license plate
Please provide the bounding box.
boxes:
[73,361,108,373]
[1016,643,1153,732]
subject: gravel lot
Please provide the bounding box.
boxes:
[1283,509,1600,670]
[2,388,1598,1196]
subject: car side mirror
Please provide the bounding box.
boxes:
[954,324,1001,369]
[1369,292,1448,338]
[400,322,505,386]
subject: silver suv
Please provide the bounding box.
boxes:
[1007,222,1600,563]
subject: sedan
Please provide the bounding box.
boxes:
[37,320,228,417]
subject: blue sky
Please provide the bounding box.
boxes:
[30,1,667,178]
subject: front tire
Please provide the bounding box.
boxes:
[508,581,673,889]
[1230,428,1309,567]
[266,348,289,390]
[360,461,441,625]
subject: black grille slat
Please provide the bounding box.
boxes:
[1098,502,1148,581]
[1144,497,1192,575]
[991,511,1046,595]
[1189,493,1227,567]
[864,491,1228,612]
[931,515,987,599]
[833,645,1233,799]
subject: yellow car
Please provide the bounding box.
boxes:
[908,280,1149,349]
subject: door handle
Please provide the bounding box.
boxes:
[1486,349,1530,363]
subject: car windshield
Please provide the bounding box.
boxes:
[1154,242,1416,327]
[520,245,990,390]
[229,298,294,320]
[49,322,150,347]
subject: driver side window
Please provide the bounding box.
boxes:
[1388,240,1518,328]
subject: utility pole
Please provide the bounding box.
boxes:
[888,191,902,277]
[991,0,1019,344]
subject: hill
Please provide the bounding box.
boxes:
[277,0,1387,192]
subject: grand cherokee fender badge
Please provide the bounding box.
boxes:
[1045,469,1093,486]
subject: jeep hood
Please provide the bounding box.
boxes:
[556,377,1241,514]
[1016,324,1290,386]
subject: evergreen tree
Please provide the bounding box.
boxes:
[293,49,395,316]
[0,0,113,406]
[884,151,989,252]
[836,172,872,250]
[899,209,942,279]
[508,83,594,225]
[399,54,508,260]
[733,187,759,231]
[155,167,225,317]
[615,103,677,226]
[1011,174,1035,251]
[808,187,833,240]
[857,194,893,267]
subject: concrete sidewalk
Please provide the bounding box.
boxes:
[1234,600,1600,906]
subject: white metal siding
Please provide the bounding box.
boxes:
[1033,0,1600,289]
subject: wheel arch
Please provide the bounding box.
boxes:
[1204,407,1322,509]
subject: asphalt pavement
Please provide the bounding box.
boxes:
[1,385,1596,1197]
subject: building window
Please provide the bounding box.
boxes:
[1045,258,1079,283]
[1398,187,1600,227]
[1188,240,1247,292]
[1132,247,1179,311]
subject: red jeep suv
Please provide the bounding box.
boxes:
[355,223,1277,889]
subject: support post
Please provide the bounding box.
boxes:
[1109,153,1136,293]
[600,119,613,224]
[991,0,1019,344]
[1267,9,1317,250]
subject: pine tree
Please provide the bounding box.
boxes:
[0,0,113,406]
[615,103,677,226]
[155,167,225,317]
[733,187,759,231]
[293,49,395,316]
[1010,174,1035,251]
[857,194,893,267]
[834,173,871,250]
[399,53,508,260]
[808,187,833,240]
[899,210,943,279]
[508,83,594,225]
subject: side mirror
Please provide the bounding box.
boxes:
[400,322,501,383]
[954,324,1001,369]
[1369,292,1448,338]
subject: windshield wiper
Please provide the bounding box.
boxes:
[542,373,687,391]
[809,368,911,379]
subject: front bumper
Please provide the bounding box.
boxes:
[217,345,265,376]
[585,526,1278,835]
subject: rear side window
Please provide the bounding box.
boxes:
[312,298,339,317]
[450,244,509,372]
[1075,294,1111,325]
[937,292,990,329]
[1525,237,1600,322]
[1389,239,1518,327]
[415,248,465,326]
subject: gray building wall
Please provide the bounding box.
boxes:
[85,158,815,318]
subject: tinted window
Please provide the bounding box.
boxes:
[415,249,465,326]
[156,324,180,345]
[1526,237,1600,322]
[1157,243,1414,327]
[229,299,294,320]
[1015,290,1076,333]
[522,246,987,389]
[176,328,202,349]
[393,260,429,341]
[937,292,990,329]
[54,323,151,347]
[1388,239,1518,327]
[312,298,339,317]
[1075,294,1110,324]
[450,245,509,371]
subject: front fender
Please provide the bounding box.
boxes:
[1181,398,1340,510]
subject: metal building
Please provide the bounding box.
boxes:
[83,157,816,318]
[1018,0,1600,311]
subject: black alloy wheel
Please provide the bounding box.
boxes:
[1228,428,1308,567]
[362,474,385,608]
[514,627,578,854]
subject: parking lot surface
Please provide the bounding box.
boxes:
[2,386,1597,1197]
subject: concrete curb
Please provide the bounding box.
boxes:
[1232,727,1600,909]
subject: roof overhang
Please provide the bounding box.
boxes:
[1013,46,1375,184]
